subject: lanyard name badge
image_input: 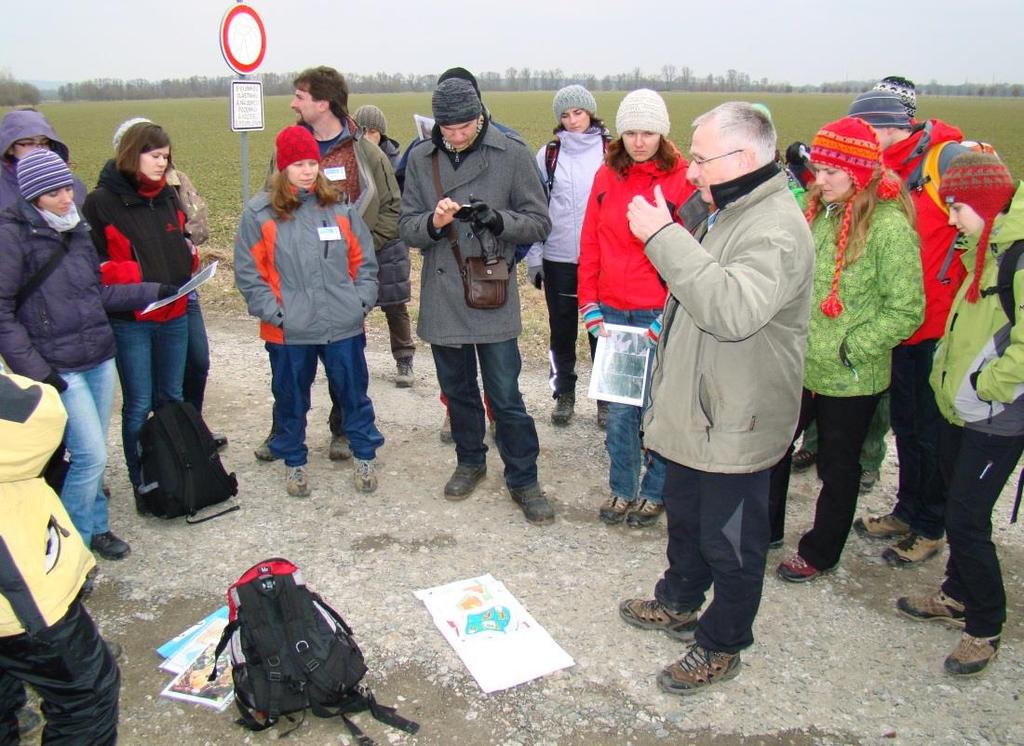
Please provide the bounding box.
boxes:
[318,221,341,241]
[323,166,346,182]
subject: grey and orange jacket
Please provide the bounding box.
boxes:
[0,370,93,636]
[233,189,378,345]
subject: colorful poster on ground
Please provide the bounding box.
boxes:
[415,574,575,693]
[160,639,234,711]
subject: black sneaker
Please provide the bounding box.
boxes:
[509,484,555,524]
[551,392,575,426]
[90,531,130,561]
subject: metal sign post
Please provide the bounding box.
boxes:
[220,2,267,205]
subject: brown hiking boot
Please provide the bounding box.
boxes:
[618,598,699,641]
[853,512,910,540]
[625,499,664,528]
[896,591,965,628]
[883,533,944,566]
[599,495,633,525]
[945,633,1000,676]
[657,643,741,695]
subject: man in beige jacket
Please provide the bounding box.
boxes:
[620,102,814,695]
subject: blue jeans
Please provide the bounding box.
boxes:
[600,305,665,504]
[59,358,116,545]
[431,339,539,489]
[266,335,384,466]
[183,294,210,414]
[111,315,188,486]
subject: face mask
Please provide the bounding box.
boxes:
[37,203,81,233]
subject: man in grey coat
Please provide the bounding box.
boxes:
[621,102,814,694]
[399,76,553,523]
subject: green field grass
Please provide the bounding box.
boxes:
[9,92,1024,251]
[5,92,1023,360]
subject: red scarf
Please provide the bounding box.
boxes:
[136,172,166,199]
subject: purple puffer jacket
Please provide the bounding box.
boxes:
[0,109,87,210]
[0,200,160,380]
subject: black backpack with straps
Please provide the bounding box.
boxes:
[210,558,419,743]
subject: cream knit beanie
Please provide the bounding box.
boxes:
[615,89,669,136]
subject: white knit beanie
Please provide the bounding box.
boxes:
[112,117,153,151]
[615,89,670,137]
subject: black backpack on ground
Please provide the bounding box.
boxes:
[136,401,238,522]
[210,558,419,743]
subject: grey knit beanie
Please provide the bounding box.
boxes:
[873,76,917,120]
[112,117,152,151]
[615,89,670,136]
[432,79,482,126]
[17,148,73,202]
[847,91,911,129]
[354,105,387,135]
[552,85,597,122]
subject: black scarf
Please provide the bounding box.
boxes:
[708,161,780,211]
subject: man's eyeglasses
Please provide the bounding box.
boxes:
[690,149,743,168]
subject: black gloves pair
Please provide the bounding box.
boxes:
[456,200,504,236]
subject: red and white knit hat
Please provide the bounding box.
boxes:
[808,116,901,318]
[939,152,1016,303]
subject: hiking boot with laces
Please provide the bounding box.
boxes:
[777,553,825,583]
[854,511,910,539]
[658,643,741,695]
[440,413,454,444]
[596,400,609,430]
[626,499,664,528]
[791,448,816,472]
[353,458,378,493]
[859,468,880,493]
[896,590,965,628]
[883,533,944,566]
[395,358,414,388]
[619,598,699,640]
[944,633,1000,676]
[551,392,575,426]
[286,466,310,497]
[599,495,633,525]
[329,433,352,461]
[509,483,555,524]
[91,531,130,561]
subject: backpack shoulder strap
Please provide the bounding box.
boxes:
[543,139,561,195]
[995,240,1024,324]
[921,140,954,215]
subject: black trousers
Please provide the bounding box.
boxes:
[542,259,596,398]
[939,421,1024,638]
[769,388,880,569]
[655,458,770,654]
[0,600,119,745]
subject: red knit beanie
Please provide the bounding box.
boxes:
[276,126,319,171]
[939,152,1016,303]
[808,116,901,318]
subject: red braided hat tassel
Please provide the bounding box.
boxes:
[820,201,853,318]
[965,220,994,304]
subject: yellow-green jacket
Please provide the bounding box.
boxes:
[0,371,93,637]
[931,183,1024,435]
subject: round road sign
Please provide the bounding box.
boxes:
[220,3,267,75]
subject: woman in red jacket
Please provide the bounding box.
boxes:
[83,123,194,502]
[578,89,695,529]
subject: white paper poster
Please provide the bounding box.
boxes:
[141,261,218,315]
[588,323,652,407]
[415,574,574,693]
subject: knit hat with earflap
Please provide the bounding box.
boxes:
[17,147,73,202]
[275,126,319,171]
[353,105,387,136]
[808,116,902,319]
[552,85,597,122]
[615,89,669,137]
[873,76,917,120]
[939,152,1016,304]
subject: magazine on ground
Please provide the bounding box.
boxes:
[155,606,229,667]
[160,638,234,711]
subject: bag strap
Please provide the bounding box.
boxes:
[980,240,1024,324]
[543,139,560,199]
[921,140,954,216]
[16,233,71,311]
[430,151,466,272]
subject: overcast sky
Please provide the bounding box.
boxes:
[3,0,1020,86]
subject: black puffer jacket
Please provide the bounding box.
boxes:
[0,200,159,380]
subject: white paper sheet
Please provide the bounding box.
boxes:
[415,574,574,693]
[141,261,218,315]
[588,323,652,406]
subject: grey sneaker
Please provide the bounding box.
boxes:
[353,458,378,493]
[286,466,310,497]
[395,359,414,388]
[329,434,352,461]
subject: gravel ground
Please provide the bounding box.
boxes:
[57,306,1024,746]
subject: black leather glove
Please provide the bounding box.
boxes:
[469,203,504,236]
[43,370,67,393]
[158,284,178,299]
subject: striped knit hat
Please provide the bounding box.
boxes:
[873,76,917,120]
[808,116,901,318]
[939,152,1016,303]
[17,148,73,202]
